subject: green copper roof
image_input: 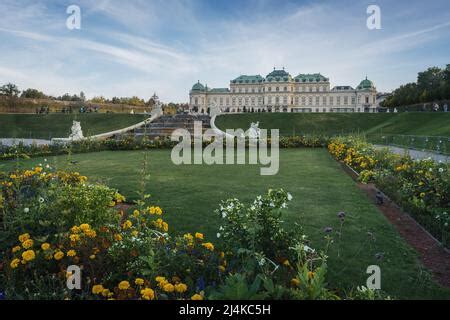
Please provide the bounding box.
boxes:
[265,69,292,82]
[191,81,205,91]
[294,73,329,82]
[357,77,375,90]
[231,75,264,84]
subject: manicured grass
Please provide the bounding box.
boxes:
[1,149,448,299]
[0,114,148,139]
[215,112,450,137]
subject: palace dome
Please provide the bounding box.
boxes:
[191,81,205,91]
[357,77,375,90]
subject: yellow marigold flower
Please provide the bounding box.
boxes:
[34,166,43,173]
[80,224,90,232]
[141,288,155,300]
[69,234,80,242]
[89,254,96,260]
[133,210,140,217]
[202,242,214,251]
[10,174,17,179]
[163,283,174,293]
[162,222,169,232]
[10,258,20,269]
[122,220,132,230]
[219,251,225,259]
[155,207,162,215]
[41,243,50,251]
[18,233,30,243]
[195,232,204,240]
[155,276,166,283]
[218,265,226,273]
[135,278,145,286]
[308,271,315,280]
[291,278,300,287]
[109,201,116,207]
[102,289,112,297]
[71,226,81,234]
[191,294,203,300]
[22,250,36,262]
[420,192,426,198]
[85,229,97,238]
[118,281,130,290]
[131,230,139,237]
[174,283,187,293]
[12,246,21,253]
[22,239,34,249]
[114,234,123,241]
[92,284,104,295]
[183,233,193,241]
[54,251,64,261]
[283,260,291,267]
[67,250,77,257]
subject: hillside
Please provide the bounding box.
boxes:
[0,113,148,139]
[215,113,450,137]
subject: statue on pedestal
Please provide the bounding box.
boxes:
[69,121,84,140]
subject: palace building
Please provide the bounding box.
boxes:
[189,68,377,114]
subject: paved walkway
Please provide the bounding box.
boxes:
[0,138,52,147]
[374,145,449,163]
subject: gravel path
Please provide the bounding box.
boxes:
[374,145,449,163]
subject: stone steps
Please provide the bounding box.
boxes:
[117,114,211,140]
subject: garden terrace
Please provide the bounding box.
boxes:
[1,148,449,299]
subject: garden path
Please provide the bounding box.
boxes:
[374,145,449,163]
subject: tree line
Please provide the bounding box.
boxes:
[381,64,450,108]
[0,83,156,107]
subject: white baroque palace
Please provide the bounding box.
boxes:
[189,68,377,114]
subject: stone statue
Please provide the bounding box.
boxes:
[69,121,84,140]
[151,93,163,117]
[246,121,261,139]
[208,100,220,117]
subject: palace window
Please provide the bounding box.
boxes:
[308,97,312,105]
[275,96,279,104]
[337,97,341,105]
[283,96,288,104]
[344,96,348,105]
[276,87,279,92]
[315,96,319,105]
[330,96,334,105]
[302,96,306,105]
[284,87,287,92]
[351,97,355,105]
[268,87,271,92]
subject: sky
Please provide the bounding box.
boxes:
[1,0,450,103]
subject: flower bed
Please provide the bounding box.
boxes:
[328,137,449,246]
[0,166,386,300]
[0,135,329,161]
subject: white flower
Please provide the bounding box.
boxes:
[23,208,30,213]
[221,212,227,218]
[287,193,293,201]
[219,226,224,231]
[38,197,44,203]
[303,245,315,253]
[438,167,444,173]
[216,233,221,238]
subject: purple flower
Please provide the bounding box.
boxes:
[337,211,346,220]
[324,227,333,233]
[375,252,384,260]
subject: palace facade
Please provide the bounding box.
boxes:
[189,68,377,114]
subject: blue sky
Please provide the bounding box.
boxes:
[1,0,450,102]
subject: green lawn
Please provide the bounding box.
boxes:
[1,148,448,299]
[215,112,450,137]
[0,114,147,139]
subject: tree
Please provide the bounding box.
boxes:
[21,88,46,99]
[0,83,20,97]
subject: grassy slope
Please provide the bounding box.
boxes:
[1,149,448,299]
[215,113,450,137]
[0,114,147,139]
